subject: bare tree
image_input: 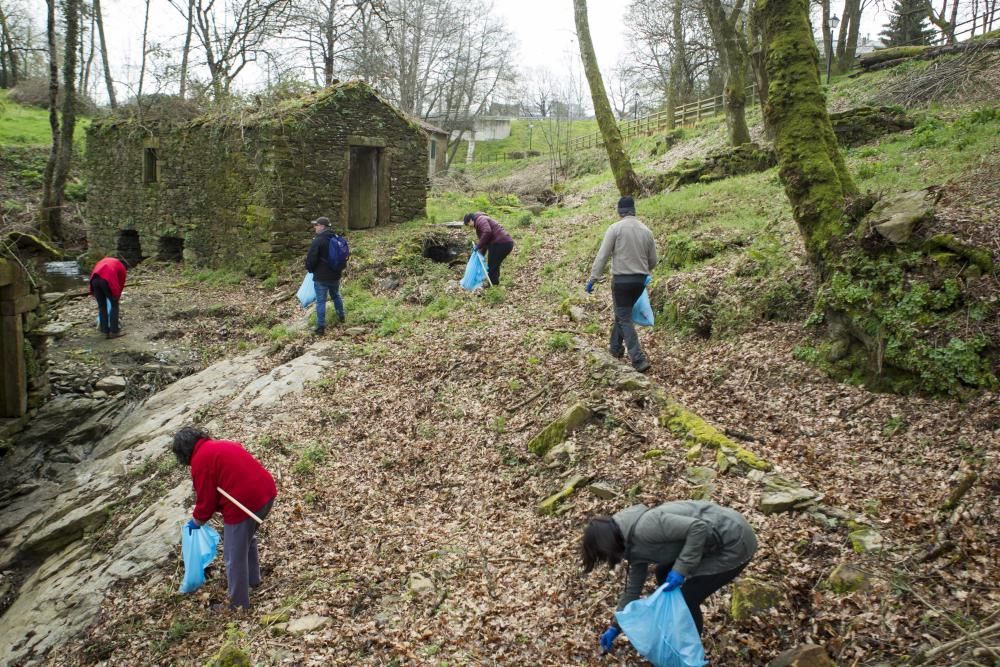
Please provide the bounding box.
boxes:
[92,0,115,106]
[573,0,639,196]
[703,0,751,145]
[41,0,81,243]
[523,66,558,118]
[0,1,19,88]
[169,0,291,100]
[626,0,715,114]
[137,0,151,101]
[924,0,959,42]
[281,0,391,88]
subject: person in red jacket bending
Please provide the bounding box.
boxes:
[89,256,128,339]
[171,426,278,610]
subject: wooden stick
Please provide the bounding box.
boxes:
[217,486,263,524]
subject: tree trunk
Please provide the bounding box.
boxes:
[93,0,116,107]
[51,0,80,244]
[838,0,862,72]
[757,0,856,271]
[665,0,685,130]
[323,0,337,86]
[704,0,752,146]
[821,0,833,67]
[572,0,640,196]
[137,0,151,102]
[0,2,19,88]
[178,0,194,98]
[82,5,96,96]
[748,5,772,137]
[41,0,61,241]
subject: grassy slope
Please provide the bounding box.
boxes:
[0,90,89,147]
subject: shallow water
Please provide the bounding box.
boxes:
[41,260,87,292]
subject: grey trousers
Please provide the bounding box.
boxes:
[223,497,274,609]
[610,275,648,368]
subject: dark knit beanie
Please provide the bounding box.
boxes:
[617,196,636,216]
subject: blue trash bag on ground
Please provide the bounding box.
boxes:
[178,522,221,594]
[297,272,316,308]
[633,275,654,327]
[460,246,489,291]
[615,586,707,667]
[95,297,114,326]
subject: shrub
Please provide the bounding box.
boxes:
[9,78,98,114]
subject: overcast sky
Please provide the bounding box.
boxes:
[33,0,894,103]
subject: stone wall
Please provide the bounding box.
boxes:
[85,82,428,273]
[0,256,50,420]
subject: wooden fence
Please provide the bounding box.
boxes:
[472,84,757,163]
[564,84,758,154]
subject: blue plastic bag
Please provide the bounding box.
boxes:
[460,246,489,291]
[615,586,707,667]
[95,297,113,326]
[297,272,316,308]
[633,275,654,327]
[178,522,220,593]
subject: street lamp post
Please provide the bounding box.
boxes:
[826,14,840,84]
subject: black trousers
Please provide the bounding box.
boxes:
[485,241,514,286]
[91,276,120,334]
[655,561,749,635]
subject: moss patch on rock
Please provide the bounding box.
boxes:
[655,143,777,191]
[527,403,592,457]
[829,106,914,147]
[205,643,252,667]
[658,399,772,471]
[730,577,781,620]
[537,474,591,515]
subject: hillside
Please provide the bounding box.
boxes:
[1,57,998,666]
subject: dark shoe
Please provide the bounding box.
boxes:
[312,327,325,336]
[611,350,625,360]
[337,313,345,324]
[634,361,651,373]
[107,331,125,339]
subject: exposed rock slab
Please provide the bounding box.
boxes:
[0,348,308,665]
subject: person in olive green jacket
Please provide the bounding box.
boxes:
[581,500,758,654]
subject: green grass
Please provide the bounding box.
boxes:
[0,91,90,147]
[844,106,1000,191]
[452,118,602,163]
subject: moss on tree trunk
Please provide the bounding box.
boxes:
[573,0,640,196]
[757,0,997,395]
[759,0,856,271]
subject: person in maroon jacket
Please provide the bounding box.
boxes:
[89,256,128,338]
[171,426,278,610]
[464,211,515,286]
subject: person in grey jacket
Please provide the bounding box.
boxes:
[581,501,758,653]
[586,195,657,373]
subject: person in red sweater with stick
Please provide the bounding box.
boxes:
[89,256,128,339]
[171,426,277,610]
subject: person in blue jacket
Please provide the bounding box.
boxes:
[582,500,757,653]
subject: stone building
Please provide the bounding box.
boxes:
[410,117,449,178]
[85,82,429,271]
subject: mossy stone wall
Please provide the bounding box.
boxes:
[85,84,428,271]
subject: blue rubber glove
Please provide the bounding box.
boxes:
[585,280,594,294]
[599,626,621,654]
[186,519,201,535]
[663,569,686,591]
